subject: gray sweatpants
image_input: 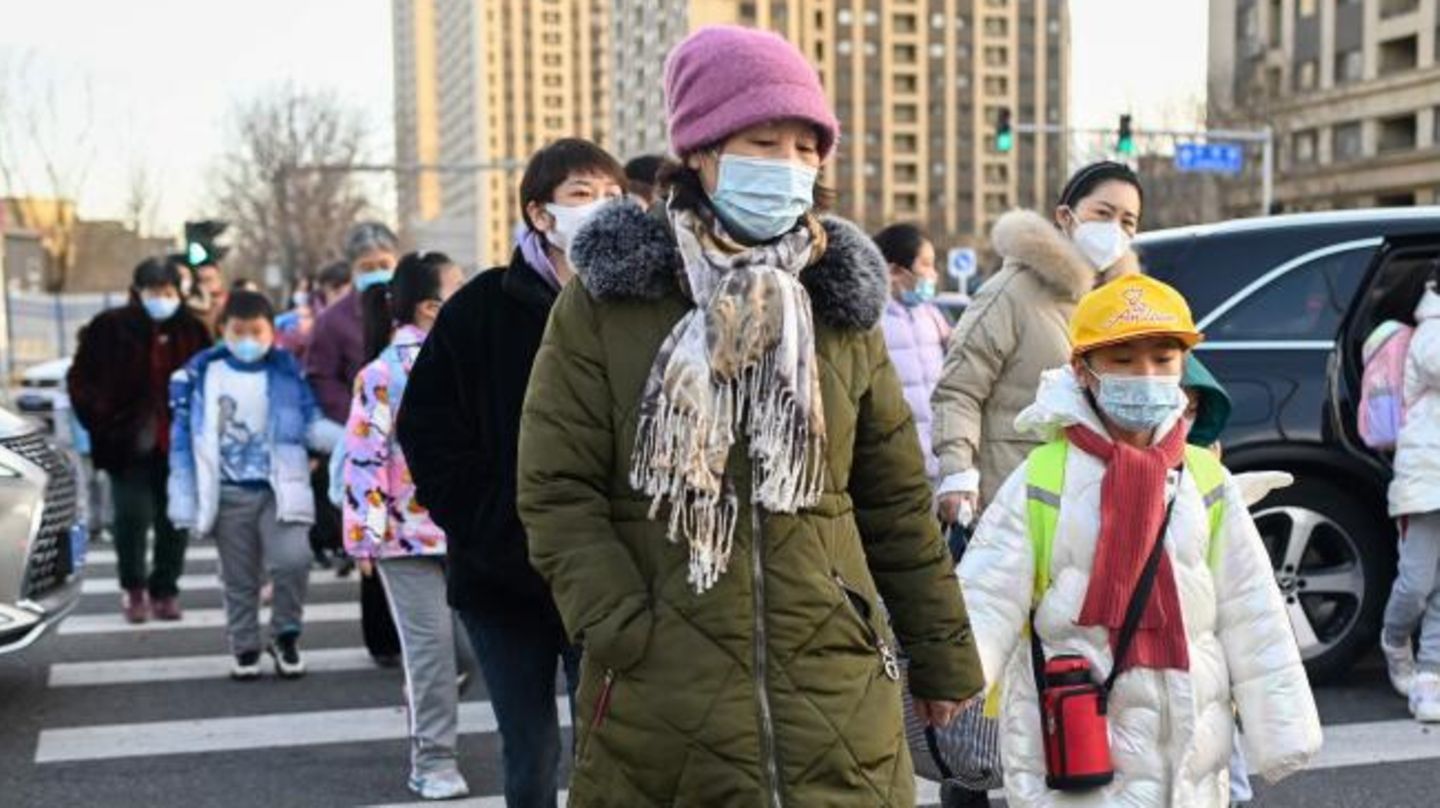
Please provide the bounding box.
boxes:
[1384,511,1440,672]
[213,486,311,654]
[377,556,460,776]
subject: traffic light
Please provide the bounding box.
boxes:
[995,107,1013,153]
[1117,114,1135,156]
[184,220,229,268]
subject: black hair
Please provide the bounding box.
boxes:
[872,223,929,270]
[361,251,454,363]
[220,290,274,324]
[519,138,626,230]
[623,154,670,200]
[132,256,182,292]
[317,260,353,289]
[1056,161,1145,213]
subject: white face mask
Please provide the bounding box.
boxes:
[1070,220,1131,272]
[544,199,609,252]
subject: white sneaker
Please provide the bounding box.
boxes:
[1409,672,1440,723]
[1382,634,1417,698]
[408,769,470,800]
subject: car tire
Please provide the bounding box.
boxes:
[1248,477,1393,684]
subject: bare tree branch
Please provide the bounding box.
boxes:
[210,86,375,285]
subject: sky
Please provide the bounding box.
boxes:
[0,0,1207,237]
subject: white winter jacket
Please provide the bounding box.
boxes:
[958,368,1321,807]
[1389,286,1440,517]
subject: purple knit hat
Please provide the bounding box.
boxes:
[664,25,840,160]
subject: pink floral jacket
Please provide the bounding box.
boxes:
[342,325,446,558]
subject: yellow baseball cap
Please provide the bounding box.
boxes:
[1069,274,1203,357]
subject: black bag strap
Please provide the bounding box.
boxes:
[1030,470,1183,701]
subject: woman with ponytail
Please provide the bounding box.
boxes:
[342,250,466,800]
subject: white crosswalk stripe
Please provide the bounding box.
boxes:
[80,570,353,594]
[48,647,377,687]
[83,545,220,565]
[57,601,359,635]
[34,698,570,763]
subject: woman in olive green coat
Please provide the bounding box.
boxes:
[516,25,982,807]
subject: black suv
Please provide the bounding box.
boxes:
[1137,208,1440,681]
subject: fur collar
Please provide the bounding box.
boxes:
[989,209,1141,301]
[570,201,888,330]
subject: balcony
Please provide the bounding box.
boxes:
[1377,114,1418,153]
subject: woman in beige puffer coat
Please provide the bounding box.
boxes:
[932,162,1143,520]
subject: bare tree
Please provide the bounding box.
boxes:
[0,53,96,291]
[123,159,162,238]
[211,86,374,285]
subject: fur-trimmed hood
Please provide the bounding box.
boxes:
[570,200,889,330]
[989,209,1141,301]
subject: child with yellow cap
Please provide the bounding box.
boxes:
[955,275,1321,807]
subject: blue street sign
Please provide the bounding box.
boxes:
[947,247,976,281]
[1175,142,1245,175]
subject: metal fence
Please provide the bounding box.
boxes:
[6,291,127,376]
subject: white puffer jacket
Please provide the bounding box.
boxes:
[1389,285,1440,517]
[958,368,1321,807]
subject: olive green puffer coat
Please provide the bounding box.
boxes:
[517,202,983,807]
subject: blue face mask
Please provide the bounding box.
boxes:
[226,337,270,364]
[1085,364,1185,433]
[900,278,937,307]
[354,269,394,292]
[709,154,818,243]
[142,296,181,321]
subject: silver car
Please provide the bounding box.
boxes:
[0,405,86,653]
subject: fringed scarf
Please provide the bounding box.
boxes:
[1066,423,1191,673]
[630,206,829,593]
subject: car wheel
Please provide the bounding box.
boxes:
[1249,478,1392,683]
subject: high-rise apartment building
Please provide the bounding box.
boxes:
[1208,0,1440,214]
[394,0,609,267]
[610,0,1070,248]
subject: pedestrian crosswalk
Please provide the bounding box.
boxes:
[20,539,1440,807]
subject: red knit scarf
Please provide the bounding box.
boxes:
[1066,423,1191,673]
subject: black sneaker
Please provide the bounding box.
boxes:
[268,634,306,679]
[230,650,262,681]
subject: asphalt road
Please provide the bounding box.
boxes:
[3,539,1439,807]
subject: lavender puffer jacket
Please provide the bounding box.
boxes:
[881,298,950,480]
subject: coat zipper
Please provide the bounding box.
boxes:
[752,505,784,808]
[834,573,901,682]
[578,668,616,762]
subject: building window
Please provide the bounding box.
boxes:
[893,74,918,94]
[1294,59,1317,92]
[1379,35,1419,77]
[895,133,918,153]
[864,10,879,26]
[895,193,919,212]
[984,162,1009,183]
[1291,130,1317,165]
[1335,48,1363,84]
[838,40,853,55]
[1298,0,1317,16]
[894,104,919,123]
[865,41,878,56]
[895,44,918,63]
[984,75,1009,96]
[930,43,946,58]
[984,46,1008,66]
[895,163,919,183]
[984,192,1008,213]
[932,13,946,29]
[1267,0,1282,47]
[894,13,918,34]
[984,17,1009,37]
[1380,0,1420,19]
[838,9,853,26]
[1378,114,1418,153]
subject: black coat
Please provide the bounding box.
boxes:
[397,249,563,623]
[67,302,212,473]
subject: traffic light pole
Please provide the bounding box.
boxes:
[1013,122,1275,216]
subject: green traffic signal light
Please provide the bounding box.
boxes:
[1117,114,1135,155]
[996,131,1013,153]
[996,106,1013,153]
[187,241,210,266]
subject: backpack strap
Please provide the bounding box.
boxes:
[1025,440,1069,603]
[1183,445,1228,574]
